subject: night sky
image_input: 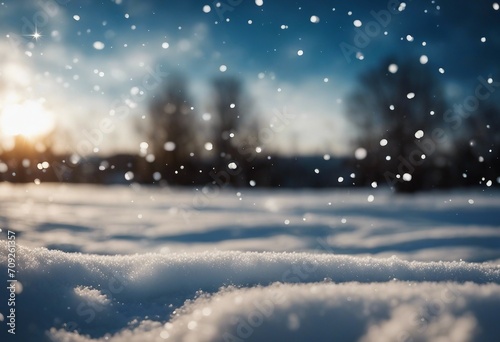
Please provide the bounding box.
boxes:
[0,0,499,156]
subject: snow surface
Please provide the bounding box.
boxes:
[1,183,499,261]
[0,184,499,341]
[1,247,499,341]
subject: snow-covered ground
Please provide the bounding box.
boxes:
[0,184,499,341]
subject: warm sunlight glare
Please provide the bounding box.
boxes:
[0,101,55,138]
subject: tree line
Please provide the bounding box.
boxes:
[0,58,499,192]
[346,56,500,192]
[136,74,261,186]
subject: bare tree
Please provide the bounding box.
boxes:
[346,57,450,192]
[453,104,500,186]
[146,74,198,184]
[211,76,260,186]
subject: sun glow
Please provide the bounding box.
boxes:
[0,101,56,138]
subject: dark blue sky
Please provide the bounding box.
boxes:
[0,0,499,156]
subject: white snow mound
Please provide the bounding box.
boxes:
[1,246,500,341]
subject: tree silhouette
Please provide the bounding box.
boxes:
[346,57,450,192]
[145,74,198,184]
[0,132,57,183]
[211,76,260,186]
[453,103,500,186]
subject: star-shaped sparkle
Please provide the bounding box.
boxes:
[28,27,42,41]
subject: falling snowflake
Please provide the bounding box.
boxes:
[388,64,398,73]
[164,142,176,151]
[310,15,320,23]
[124,171,134,181]
[93,41,105,50]
[402,173,412,182]
[354,147,367,160]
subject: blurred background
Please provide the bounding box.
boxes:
[0,0,499,192]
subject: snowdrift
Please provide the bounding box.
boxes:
[1,246,499,341]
